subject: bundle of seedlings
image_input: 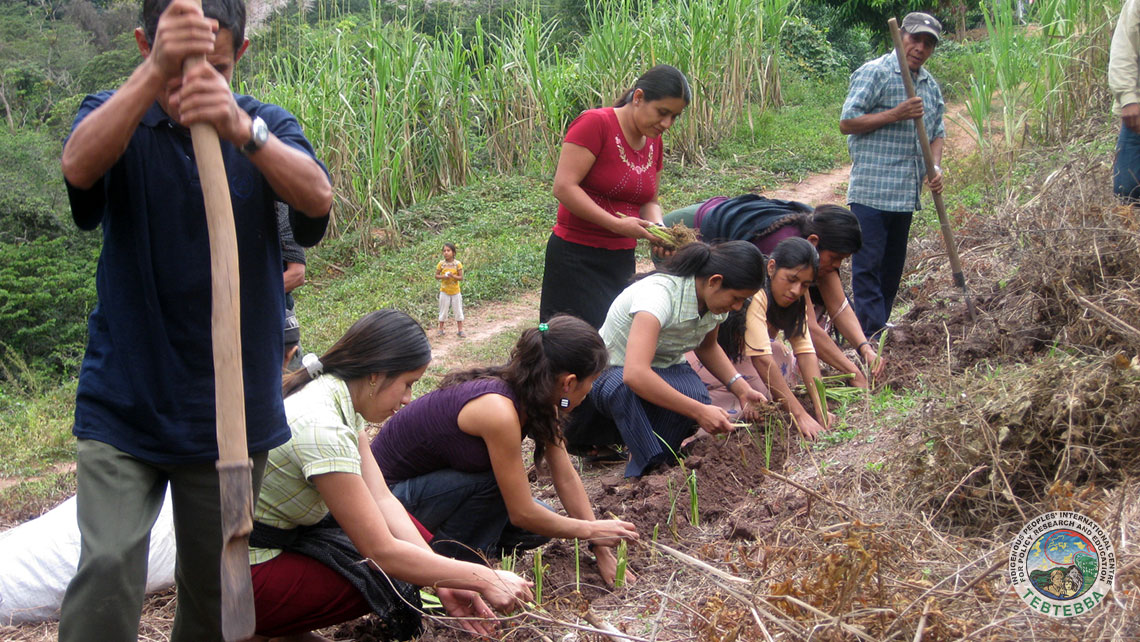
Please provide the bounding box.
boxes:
[615,212,698,249]
[908,352,1140,535]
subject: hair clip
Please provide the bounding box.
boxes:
[302,353,324,379]
[538,323,549,332]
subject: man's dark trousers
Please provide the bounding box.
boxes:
[850,202,913,339]
[1114,123,1140,201]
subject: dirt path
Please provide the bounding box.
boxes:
[427,291,541,367]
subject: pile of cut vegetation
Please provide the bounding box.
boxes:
[910,353,1140,535]
[887,153,1140,385]
[893,150,1140,536]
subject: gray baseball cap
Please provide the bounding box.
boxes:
[902,12,942,42]
[284,308,301,345]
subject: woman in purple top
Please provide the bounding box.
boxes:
[371,315,640,586]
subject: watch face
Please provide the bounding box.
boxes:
[252,117,268,145]
[245,117,268,154]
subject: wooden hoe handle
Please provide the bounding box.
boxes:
[182,2,255,638]
[887,17,977,322]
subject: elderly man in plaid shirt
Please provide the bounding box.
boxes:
[840,12,945,340]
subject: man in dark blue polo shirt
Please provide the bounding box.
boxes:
[57,0,332,639]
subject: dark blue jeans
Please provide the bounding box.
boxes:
[390,469,550,560]
[850,202,913,339]
[1113,123,1140,201]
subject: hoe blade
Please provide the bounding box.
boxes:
[217,458,255,641]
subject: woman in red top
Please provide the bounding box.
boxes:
[539,65,691,329]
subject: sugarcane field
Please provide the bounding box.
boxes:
[0,0,1137,640]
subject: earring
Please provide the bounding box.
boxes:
[559,397,570,408]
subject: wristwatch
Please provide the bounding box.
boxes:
[241,116,268,156]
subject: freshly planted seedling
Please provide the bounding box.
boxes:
[687,470,700,527]
[614,540,629,588]
[532,548,547,605]
[500,549,516,573]
[573,538,581,593]
[665,477,681,538]
[812,376,830,431]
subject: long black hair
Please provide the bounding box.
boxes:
[439,315,607,449]
[716,305,749,363]
[614,65,692,107]
[661,240,766,291]
[748,204,862,256]
[760,237,819,341]
[282,310,431,398]
[805,205,862,254]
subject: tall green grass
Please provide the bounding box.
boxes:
[962,0,1119,153]
[243,0,790,245]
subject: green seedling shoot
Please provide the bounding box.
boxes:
[532,548,547,606]
[871,329,888,387]
[812,376,830,431]
[614,540,629,588]
[650,524,659,563]
[573,538,581,593]
[687,470,699,527]
[665,477,681,538]
[764,417,774,469]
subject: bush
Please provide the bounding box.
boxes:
[77,32,140,94]
[800,2,873,72]
[0,128,71,243]
[0,236,99,376]
[779,14,848,79]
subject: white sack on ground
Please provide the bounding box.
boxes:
[0,489,176,624]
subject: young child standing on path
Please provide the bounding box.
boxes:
[436,242,465,337]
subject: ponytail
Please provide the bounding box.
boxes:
[440,315,607,449]
[662,240,766,291]
[282,310,431,398]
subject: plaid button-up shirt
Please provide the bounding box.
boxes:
[842,52,945,212]
[250,375,364,564]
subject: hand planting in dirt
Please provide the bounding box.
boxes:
[585,517,639,549]
[435,587,498,636]
[791,410,827,441]
[694,402,738,435]
[482,569,534,612]
[594,545,638,587]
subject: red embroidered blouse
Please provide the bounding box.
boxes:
[553,107,664,250]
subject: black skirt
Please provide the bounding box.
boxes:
[539,233,636,329]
